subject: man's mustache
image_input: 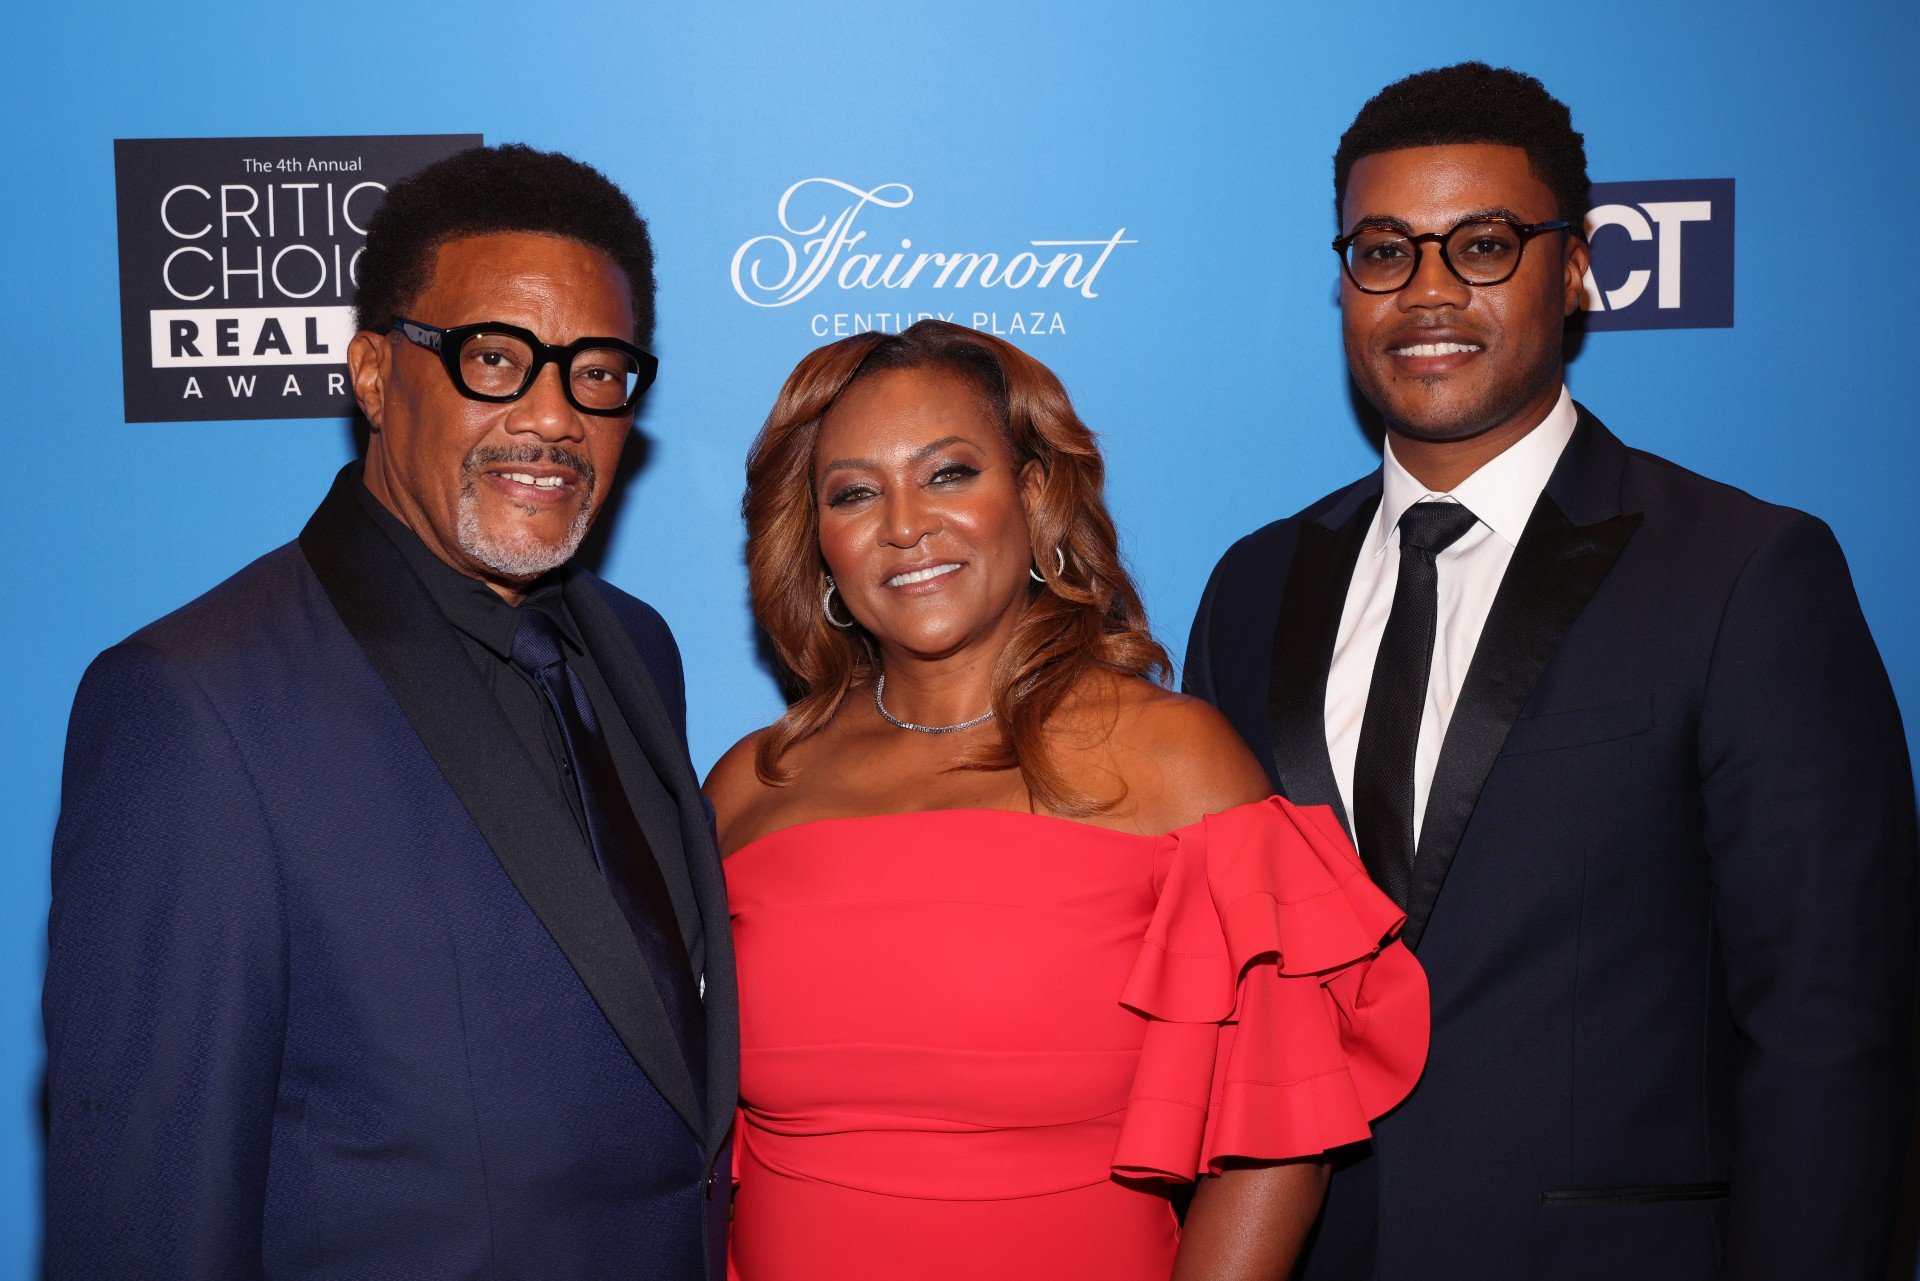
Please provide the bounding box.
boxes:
[463,444,597,489]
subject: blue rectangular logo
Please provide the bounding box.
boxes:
[1581,178,1734,331]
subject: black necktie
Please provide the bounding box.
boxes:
[511,609,706,1085]
[1352,500,1481,908]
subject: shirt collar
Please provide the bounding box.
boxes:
[1369,384,1577,556]
[350,468,583,661]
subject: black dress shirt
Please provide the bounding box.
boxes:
[354,478,597,834]
[350,475,705,975]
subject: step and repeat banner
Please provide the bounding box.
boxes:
[5,1,1915,1272]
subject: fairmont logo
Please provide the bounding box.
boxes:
[730,178,1135,338]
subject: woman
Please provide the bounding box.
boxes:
[706,320,1427,1280]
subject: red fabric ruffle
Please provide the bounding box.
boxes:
[1112,797,1429,1179]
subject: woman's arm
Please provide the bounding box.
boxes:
[1173,1160,1330,1281]
[1114,690,1337,1277]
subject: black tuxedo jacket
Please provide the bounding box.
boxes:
[45,467,738,1280]
[1185,408,1916,1280]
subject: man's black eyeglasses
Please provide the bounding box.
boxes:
[389,317,658,416]
[1332,216,1573,294]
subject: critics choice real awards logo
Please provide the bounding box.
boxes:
[115,134,481,423]
[731,179,1135,339]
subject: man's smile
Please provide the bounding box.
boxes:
[1383,326,1488,377]
[1389,341,1482,357]
[481,463,582,507]
[464,444,596,514]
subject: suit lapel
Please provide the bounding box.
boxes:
[1266,491,1379,834]
[1400,411,1641,950]
[297,469,705,1135]
[567,578,741,1151]
[565,582,700,939]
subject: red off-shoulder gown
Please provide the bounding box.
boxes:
[723,797,1428,1280]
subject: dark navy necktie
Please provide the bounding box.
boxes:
[511,609,706,1086]
[1352,500,1481,908]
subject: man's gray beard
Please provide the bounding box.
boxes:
[455,479,594,580]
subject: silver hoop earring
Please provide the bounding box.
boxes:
[1029,546,1068,585]
[822,575,855,629]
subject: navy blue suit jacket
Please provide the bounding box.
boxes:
[45,468,738,1280]
[1186,409,1916,1280]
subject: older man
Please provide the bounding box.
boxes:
[45,144,735,1279]
[1186,65,1916,1279]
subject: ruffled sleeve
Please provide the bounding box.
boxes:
[1112,796,1428,1180]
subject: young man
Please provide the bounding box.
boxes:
[45,145,735,1279]
[1186,63,1915,1280]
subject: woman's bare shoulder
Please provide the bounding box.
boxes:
[1099,677,1273,830]
[703,728,779,856]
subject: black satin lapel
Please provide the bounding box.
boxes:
[296,472,705,1134]
[1400,495,1642,951]
[1266,496,1379,835]
[562,583,702,924]
[566,578,741,1151]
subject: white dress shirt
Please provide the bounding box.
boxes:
[1325,386,1578,851]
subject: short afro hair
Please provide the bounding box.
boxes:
[1334,62,1589,229]
[354,143,656,344]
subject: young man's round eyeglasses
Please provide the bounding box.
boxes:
[1332,216,1573,294]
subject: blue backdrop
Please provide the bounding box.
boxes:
[6,2,1915,1273]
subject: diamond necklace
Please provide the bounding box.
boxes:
[873,674,997,735]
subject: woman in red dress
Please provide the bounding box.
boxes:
[706,320,1428,1280]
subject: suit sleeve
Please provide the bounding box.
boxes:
[44,643,288,1281]
[631,600,689,749]
[1696,514,1918,1279]
[1182,551,1228,705]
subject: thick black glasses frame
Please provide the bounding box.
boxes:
[1331,217,1572,294]
[389,317,659,416]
